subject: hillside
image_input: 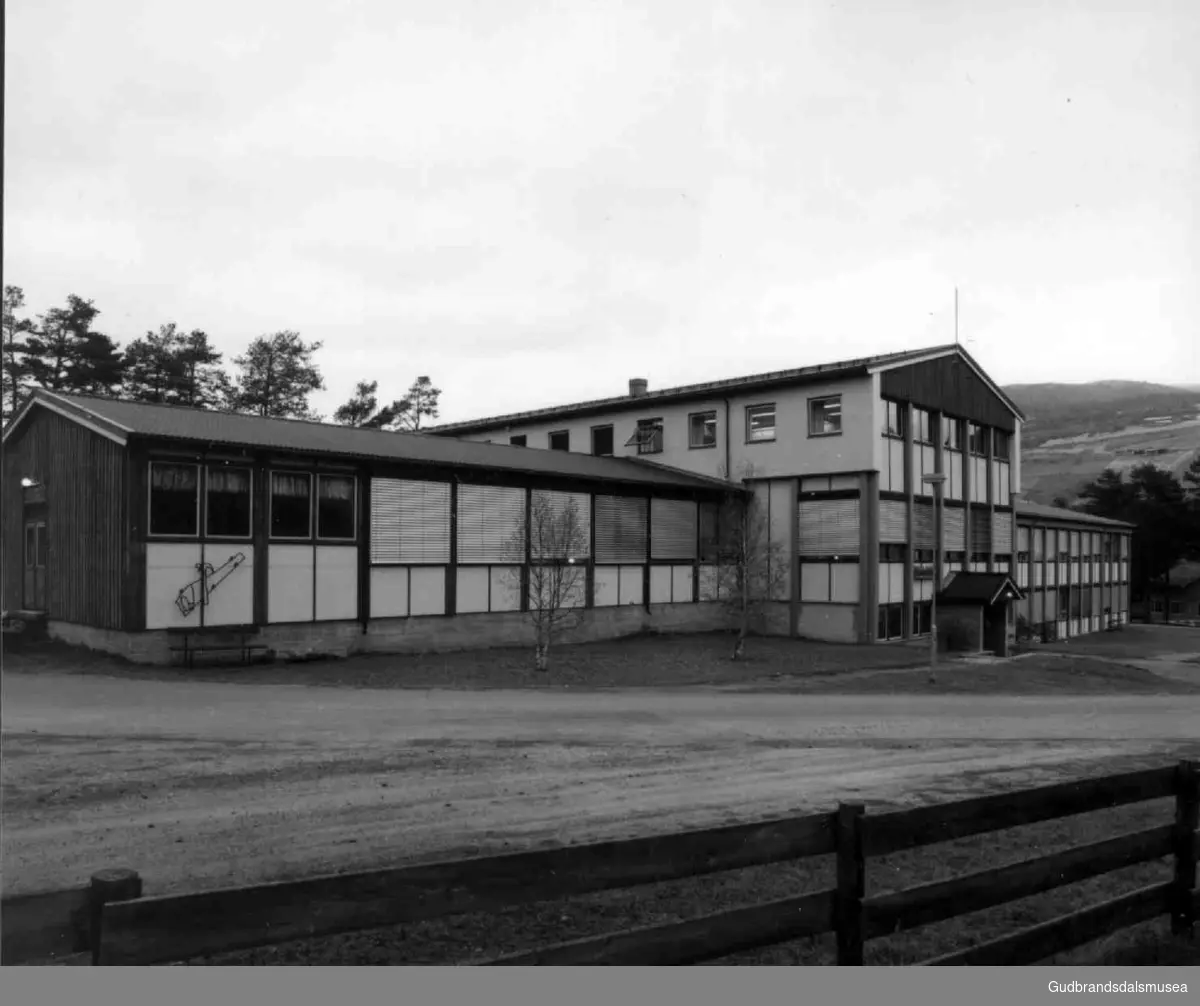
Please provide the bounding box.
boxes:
[1003,381,1200,505]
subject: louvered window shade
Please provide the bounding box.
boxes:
[651,498,698,560]
[370,478,450,564]
[595,495,648,563]
[797,499,860,557]
[879,500,908,544]
[458,484,526,563]
[943,507,965,551]
[913,502,934,549]
[531,489,590,560]
[970,508,991,552]
[992,512,1013,553]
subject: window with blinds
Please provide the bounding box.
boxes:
[457,484,526,563]
[595,495,648,563]
[991,511,1013,553]
[913,502,934,549]
[370,478,451,564]
[879,500,908,544]
[797,498,859,557]
[970,508,991,552]
[651,498,697,560]
[943,507,966,551]
[531,489,591,560]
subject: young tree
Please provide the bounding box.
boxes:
[23,295,124,396]
[2,285,33,419]
[176,329,233,409]
[508,491,588,671]
[714,488,788,660]
[122,324,186,403]
[228,331,324,419]
[333,380,380,427]
[371,375,441,431]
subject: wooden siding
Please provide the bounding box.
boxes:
[881,357,1016,431]
[1,409,127,628]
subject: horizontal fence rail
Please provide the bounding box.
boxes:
[5,760,1195,967]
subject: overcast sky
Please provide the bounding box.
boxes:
[6,1,1198,423]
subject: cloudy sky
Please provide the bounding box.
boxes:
[6,0,1197,423]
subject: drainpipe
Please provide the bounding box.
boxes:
[723,397,732,482]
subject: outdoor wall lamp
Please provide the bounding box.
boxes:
[20,477,39,488]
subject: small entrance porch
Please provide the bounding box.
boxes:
[936,572,1024,657]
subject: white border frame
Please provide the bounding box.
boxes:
[205,464,254,540]
[147,460,201,538]
[315,473,358,542]
[269,470,314,541]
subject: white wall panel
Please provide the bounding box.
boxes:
[268,545,314,623]
[672,565,695,602]
[831,563,859,603]
[593,566,619,607]
[315,546,358,621]
[489,566,522,612]
[650,565,673,603]
[456,566,490,614]
[409,566,446,616]
[618,565,644,606]
[146,543,204,630]
[370,567,409,618]
[697,564,720,601]
[801,563,830,602]
[202,544,254,627]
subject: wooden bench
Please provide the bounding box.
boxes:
[167,629,270,670]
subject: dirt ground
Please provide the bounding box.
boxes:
[4,653,1199,901]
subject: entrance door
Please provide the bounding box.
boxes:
[23,520,47,610]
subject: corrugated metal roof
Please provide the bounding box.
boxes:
[1014,500,1135,529]
[16,390,739,493]
[425,344,976,435]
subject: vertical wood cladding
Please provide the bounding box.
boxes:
[2,409,127,628]
[880,357,1016,431]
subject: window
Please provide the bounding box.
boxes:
[549,430,570,451]
[883,400,905,438]
[968,422,988,456]
[943,417,962,451]
[914,548,934,563]
[912,601,932,636]
[970,551,991,564]
[913,408,934,444]
[271,471,312,539]
[591,425,614,456]
[945,550,966,565]
[689,411,717,449]
[1151,599,1165,613]
[206,466,252,537]
[880,543,907,562]
[317,475,356,540]
[149,462,199,536]
[509,434,527,447]
[877,603,904,641]
[1170,601,1183,615]
[625,418,663,454]
[807,396,841,437]
[993,430,1011,461]
[747,403,777,442]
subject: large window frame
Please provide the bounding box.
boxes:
[627,418,664,455]
[270,470,314,541]
[591,425,614,456]
[548,430,570,452]
[746,403,777,443]
[688,411,718,449]
[993,429,1011,461]
[205,464,253,539]
[148,461,201,538]
[807,396,842,438]
[943,416,962,451]
[316,473,358,541]
[882,400,905,439]
[913,407,934,445]
[967,422,989,457]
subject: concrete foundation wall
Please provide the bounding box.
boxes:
[795,603,858,643]
[48,601,728,666]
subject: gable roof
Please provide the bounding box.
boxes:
[1014,499,1135,530]
[425,344,1025,435]
[938,571,1025,606]
[2,390,739,494]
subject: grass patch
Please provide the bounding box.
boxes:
[183,799,1196,967]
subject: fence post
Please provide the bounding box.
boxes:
[836,802,866,965]
[1173,760,1199,936]
[89,868,141,965]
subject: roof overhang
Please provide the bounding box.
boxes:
[2,390,130,447]
[937,572,1026,606]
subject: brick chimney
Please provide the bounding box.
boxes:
[628,378,648,397]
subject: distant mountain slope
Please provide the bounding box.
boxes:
[1001,381,1200,505]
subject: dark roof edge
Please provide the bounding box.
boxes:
[1014,499,1135,529]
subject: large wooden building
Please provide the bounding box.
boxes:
[429,344,1135,647]
[2,390,738,663]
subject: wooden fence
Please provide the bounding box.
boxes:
[4,760,1197,967]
